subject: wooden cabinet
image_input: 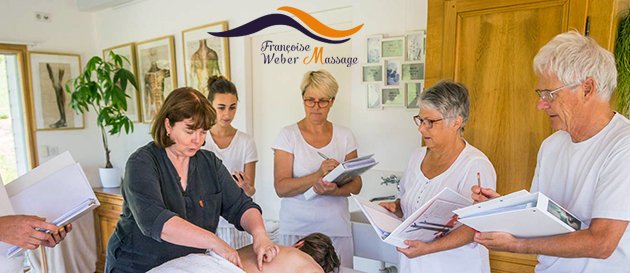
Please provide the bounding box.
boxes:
[426,0,629,272]
[93,188,123,273]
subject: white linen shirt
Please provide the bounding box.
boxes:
[272,123,357,237]
[531,113,630,273]
[398,143,495,273]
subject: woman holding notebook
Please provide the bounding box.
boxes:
[272,69,362,267]
[379,81,496,273]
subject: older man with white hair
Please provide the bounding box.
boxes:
[472,30,630,272]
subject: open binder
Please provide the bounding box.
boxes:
[351,187,471,248]
[454,190,584,238]
[304,154,378,200]
[0,152,100,257]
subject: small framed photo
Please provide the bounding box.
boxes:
[366,84,382,110]
[405,81,424,109]
[381,37,405,58]
[103,43,142,122]
[362,64,383,83]
[384,59,402,86]
[382,87,404,107]
[182,21,230,97]
[366,35,382,63]
[406,31,426,61]
[136,35,178,123]
[28,51,84,130]
[402,62,424,81]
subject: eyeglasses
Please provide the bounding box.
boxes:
[413,115,444,129]
[535,83,581,102]
[303,97,334,108]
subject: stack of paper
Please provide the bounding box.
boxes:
[0,152,100,257]
[454,190,583,238]
[304,154,378,200]
[352,187,471,248]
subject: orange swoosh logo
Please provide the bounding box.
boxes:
[278,6,364,38]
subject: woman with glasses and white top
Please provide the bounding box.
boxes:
[272,69,361,267]
[202,76,258,249]
[379,81,496,273]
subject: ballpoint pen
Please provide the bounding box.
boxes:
[317,151,330,160]
[477,172,481,189]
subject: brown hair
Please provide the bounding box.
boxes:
[207,75,238,102]
[297,233,340,273]
[151,87,216,148]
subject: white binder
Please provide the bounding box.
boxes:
[454,190,584,238]
[0,152,100,257]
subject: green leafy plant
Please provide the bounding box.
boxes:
[67,51,137,168]
[616,10,630,117]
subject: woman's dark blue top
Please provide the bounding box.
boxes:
[105,142,261,273]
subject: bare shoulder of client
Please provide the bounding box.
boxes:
[238,245,324,273]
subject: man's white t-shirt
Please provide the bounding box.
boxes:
[531,113,630,273]
[272,123,357,237]
[203,130,258,174]
[398,143,495,273]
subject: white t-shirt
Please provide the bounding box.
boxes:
[203,130,258,174]
[272,123,357,237]
[531,113,630,273]
[398,143,495,273]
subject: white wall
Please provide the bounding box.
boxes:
[0,0,103,184]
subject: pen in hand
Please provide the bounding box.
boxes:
[477,172,481,189]
[317,151,330,160]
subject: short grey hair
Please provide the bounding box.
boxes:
[533,30,617,101]
[419,80,470,133]
[300,69,338,98]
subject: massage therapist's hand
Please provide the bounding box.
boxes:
[41,224,72,247]
[471,185,501,203]
[0,215,59,250]
[213,238,243,268]
[252,233,280,271]
[397,240,431,258]
[474,231,520,252]
[313,178,338,195]
[318,159,339,177]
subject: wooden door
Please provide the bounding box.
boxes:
[426,0,588,271]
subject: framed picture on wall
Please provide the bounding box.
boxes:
[362,64,383,83]
[366,35,382,64]
[382,87,404,107]
[381,37,405,58]
[182,21,230,98]
[402,62,424,81]
[366,84,382,110]
[406,31,426,61]
[136,35,177,123]
[103,43,142,122]
[28,52,84,130]
[405,81,423,109]
[384,59,402,86]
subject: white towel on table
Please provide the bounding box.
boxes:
[147,251,245,273]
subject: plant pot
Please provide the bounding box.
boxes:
[99,167,122,188]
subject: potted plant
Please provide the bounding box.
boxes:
[67,51,137,188]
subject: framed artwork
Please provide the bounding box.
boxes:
[366,84,382,110]
[366,35,382,63]
[103,43,142,122]
[406,31,426,61]
[382,87,404,106]
[402,62,424,81]
[362,64,383,83]
[182,21,230,97]
[136,35,177,123]
[384,59,402,86]
[405,81,423,109]
[28,52,84,130]
[381,37,405,58]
